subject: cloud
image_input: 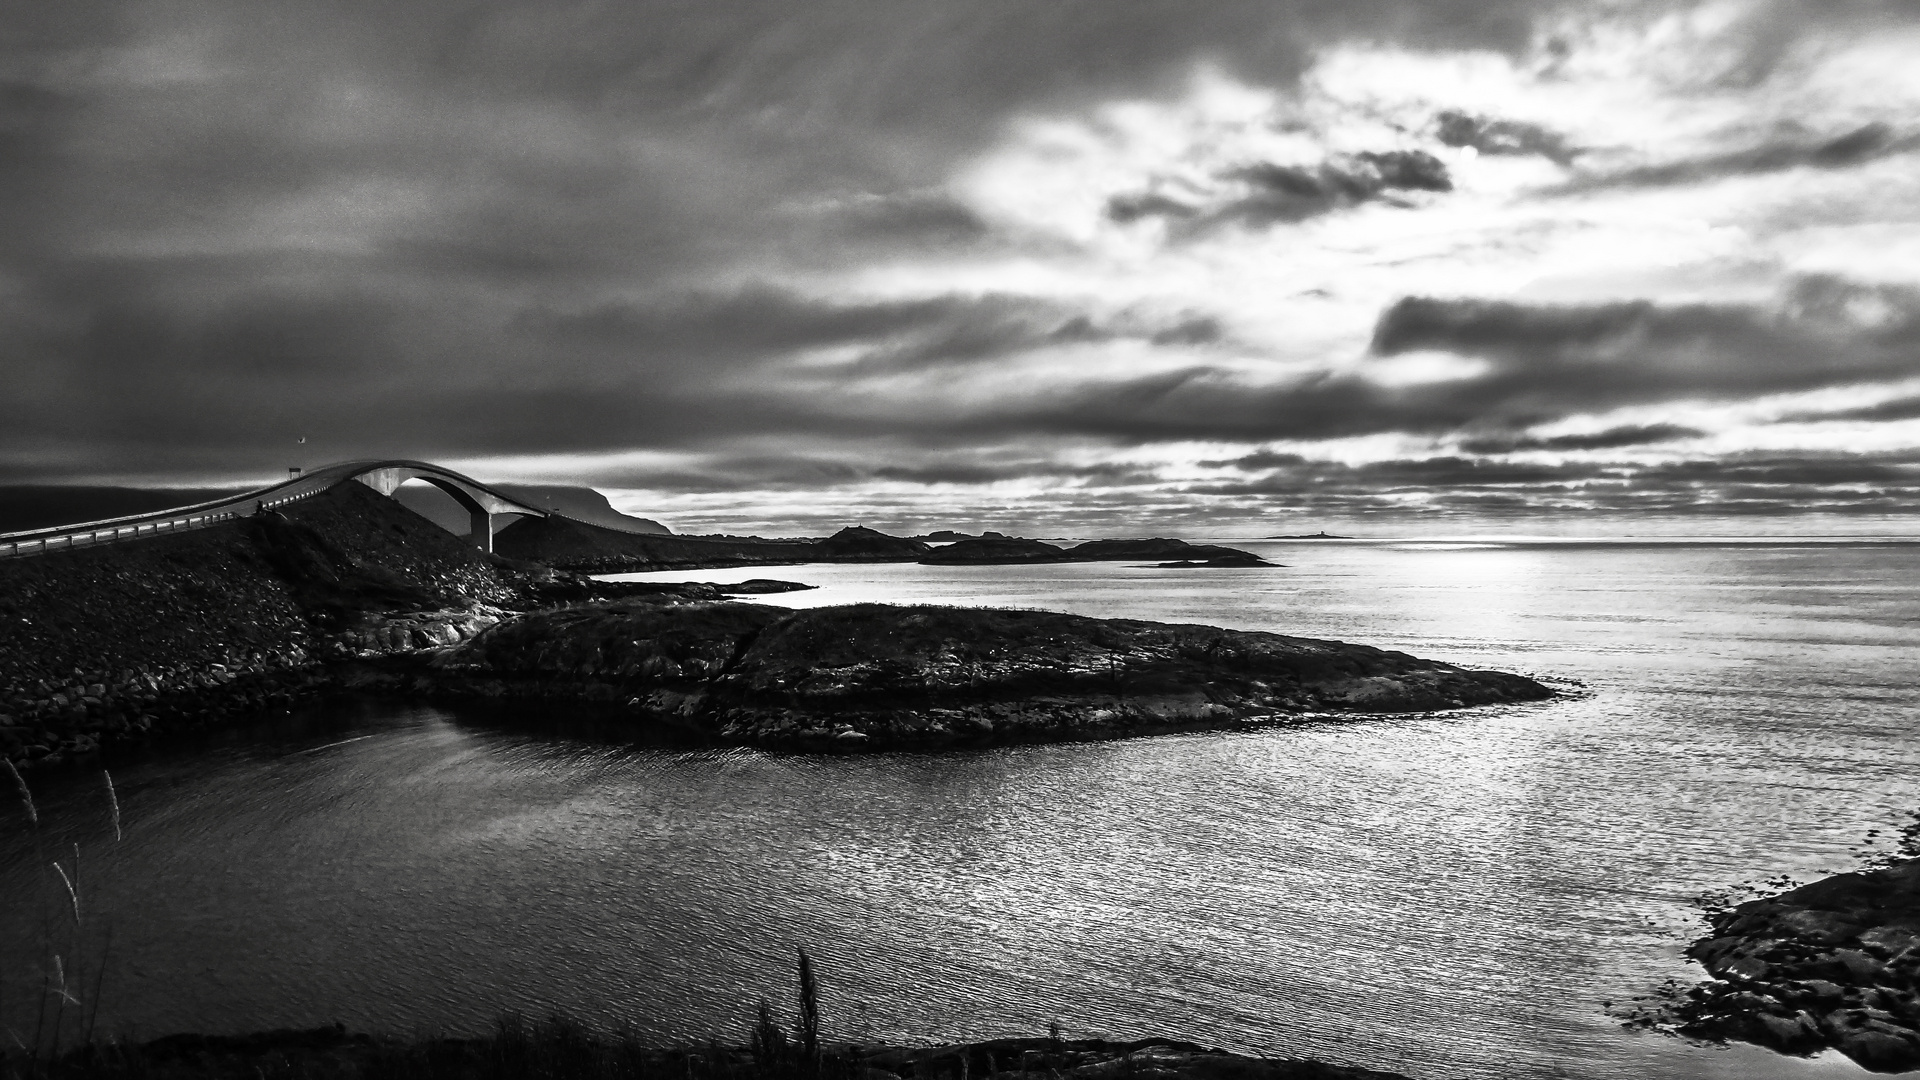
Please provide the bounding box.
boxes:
[1106,149,1452,230]
[1182,451,1920,518]
[1433,110,1580,164]
[1551,122,1915,194]
[1456,423,1704,454]
[1783,395,1920,424]
[1369,285,1920,406]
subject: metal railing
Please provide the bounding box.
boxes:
[0,480,330,560]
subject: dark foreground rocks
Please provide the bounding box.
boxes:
[22,1026,1409,1080]
[424,600,1551,751]
[0,484,806,768]
[1657,859,1920,1072]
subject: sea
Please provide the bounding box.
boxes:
[2,538,1916,1079]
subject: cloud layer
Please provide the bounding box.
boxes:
[4,0,1920,534]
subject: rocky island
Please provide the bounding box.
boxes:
[919,535,1274,567]
[415,599,1549,751]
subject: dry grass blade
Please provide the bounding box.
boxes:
[102,772,121,843]
[3,758,35,826]
[50,863,79,925]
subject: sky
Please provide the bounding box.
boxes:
[4,0,1920,536]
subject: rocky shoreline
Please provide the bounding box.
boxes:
[1,483,1543,766]
[410,599,1550,752]
[1648,858,1920,1072]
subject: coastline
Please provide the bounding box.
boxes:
[1643,858,1920,1073]
[0,485,1546,767]
[8,1024,1413,1080]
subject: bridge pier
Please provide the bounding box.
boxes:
[469,509,493,554]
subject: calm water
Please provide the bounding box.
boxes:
[4,539,1917,1079]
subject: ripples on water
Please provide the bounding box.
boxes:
[3,540,1916,1079]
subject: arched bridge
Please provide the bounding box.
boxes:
[0,459,551,560]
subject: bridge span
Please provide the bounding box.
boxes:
[0,460,551,560]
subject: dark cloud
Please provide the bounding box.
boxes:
[795,281,1920,447]
[1108,193,1201,224]
[517,287,991,360]
[1552,122,1915,194]
[1197,450,1310,470]
[1109,149,1452,230]
[1182,451,1920,517]
[811,192,992,245]
[1150,316,1226,346]
[1370,287,1920,394]
[0,269,1251,478]
[7,264,1916,487]
[1456,424,1703,454]
[1781,395,1920,425]
[581,450,1171,495]
[1433,110,1579,165]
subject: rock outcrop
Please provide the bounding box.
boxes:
[426,600,1552,750]
[1065,538,1268,564]
[919,536,1273,567]
[920,535,1071,564]
[813,526,932,560]
[1665,859,1920,1072]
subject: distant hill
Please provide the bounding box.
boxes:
[494,515,817,572]
[493,519,938,572]
[0,485,254,533]
[921,535,1069,564]
[491,485,671,535]
[394,483,670,538]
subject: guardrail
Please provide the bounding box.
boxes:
[0,484,327,561]
[0,459,553,562]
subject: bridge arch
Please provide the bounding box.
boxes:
[341,462,548,554]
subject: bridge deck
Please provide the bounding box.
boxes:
[0,460,549,560]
